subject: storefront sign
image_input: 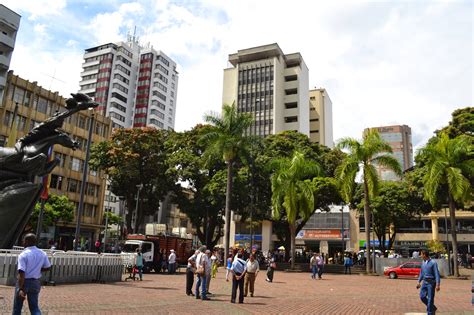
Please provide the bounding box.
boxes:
[359,240,390,247]
[300,229,347,240]
[235,234,262,241]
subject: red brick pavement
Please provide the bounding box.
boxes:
[0,268,472,314]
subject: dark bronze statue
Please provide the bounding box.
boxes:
[0,93,98,249]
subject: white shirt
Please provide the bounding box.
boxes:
[246,260,259,273]
[196,252,206,270]
[168,252,176,264]
[187,253,197,268]
[17,246,51,279]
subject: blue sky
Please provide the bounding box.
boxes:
[3,0,473,149]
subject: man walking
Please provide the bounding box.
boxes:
[195,246,210,301]
[317,253,325,279]
[244,254,259,297]
[13,233,51,315]
[310,253,318,279]
[416,250,440,315]
[230,252,247,304]
[186,250,199,296]
[205,250,212,295]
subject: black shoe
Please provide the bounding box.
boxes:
[238,301,243,304]
[206,292,212,295]
[195,295,200,299]
[202,297,211,301]
[250,293,253,297]
[231,300,235,303]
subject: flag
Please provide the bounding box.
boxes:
[40,146,54,200]
[6,102,19,147]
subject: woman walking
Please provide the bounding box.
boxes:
[226,254,233,282]
[266,251,276,282]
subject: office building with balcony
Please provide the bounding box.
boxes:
[223,43,310,137]
[0,71,112,250]
[0,5,20,105]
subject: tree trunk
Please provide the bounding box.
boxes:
[224,161,233,261]
[363,180,372,274]
[289,223,296,270]
[448,194,459,277]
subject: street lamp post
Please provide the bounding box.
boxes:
[444,207,451,275]
[74,110,94,251]
[133,184,143,234]
[103,180,112,252]
[341,205,345,255]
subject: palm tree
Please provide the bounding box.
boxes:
[336,129,402,274]
[270,151,321,270]
[201,103,253,259]
[420,134,473,277]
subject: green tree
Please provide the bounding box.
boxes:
[436,107,474,139]
[368,181,431,255]
[90,128,176,233]
[419,133,473,277]
[29,194,75,232]
[201,104,253,258]
[103,211,123,226]
[270,151,321,270]
[336,129,402,273]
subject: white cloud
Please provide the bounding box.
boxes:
[2,0,66,20]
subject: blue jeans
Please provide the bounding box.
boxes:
[420,280,437,315]
[195,274,207,299]
[137,265,143,280]
[12,279,42,315]
[311,265,318,278]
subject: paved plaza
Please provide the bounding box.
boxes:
[0,269,472,314]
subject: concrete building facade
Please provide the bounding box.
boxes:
[0,5,20,105]
[309,88,333,147]
[223,43,310,137]
[0,71,112,250]
[365,124,413,181]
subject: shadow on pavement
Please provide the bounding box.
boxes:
[141,286,178,290]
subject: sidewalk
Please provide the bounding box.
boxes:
[0,268,471,314]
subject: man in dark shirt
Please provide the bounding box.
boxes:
[416,250,440,315]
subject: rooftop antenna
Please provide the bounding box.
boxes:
[133,26,137,43]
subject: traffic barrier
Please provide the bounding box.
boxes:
[0,249,124,286]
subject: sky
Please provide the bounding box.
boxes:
[3,0,473,150]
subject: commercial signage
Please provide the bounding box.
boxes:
[299,229,348,240]
[235,234,262,241]
[359,240,389,247]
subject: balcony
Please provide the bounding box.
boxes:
[0,32,14,49]
[0,55,9,69]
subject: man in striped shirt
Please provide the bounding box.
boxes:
[230,252,247,304]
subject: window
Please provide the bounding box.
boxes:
[285,102,297,109]
[70,157,84,172]
[284,75,297,81]
[310,118,319,122]
[3,111,12,127]
[111,92,127,103]
[149,118,164,128]
[54,152,67,167]
[13,87,25,104]
[114,74,129,84]
[155,73,168,84]
[16,116,27,131]
[156,64,169,75]
[310,96,316,100]
[310,130,319,133]
[50,174,63,190]
[151,100,166,110]
[135,107,147,114]
[112,83,128,94]
[310,108,316,111]
[110,102,127,113]
[285,116,298,123]
[150,109,165,119]
[115,64,131,76]
[110,112,126,122]
[152,91,166,101]
[157,55,170,66]
[285,89,297,95]
[77,116,86,129]
[36,97,48,114]
[153,82,167,92]
[134,117,146,124]
[67,179,80,193]
[116,55,132,67]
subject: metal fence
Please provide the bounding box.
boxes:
[0,249,124,286]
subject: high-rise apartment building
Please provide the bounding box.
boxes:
[309,88,333,147]
[79,40,179,218]
[0,5,20,105]
[79,40,178,131]
[223,43,310,137]
[0,71,112,249]
[364,124,413,181]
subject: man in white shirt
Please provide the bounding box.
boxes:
[13,233,51,315]
[244,254,259,297]
[195,246,210,301]
[168,249,176,274]
[230,252,247,304]
[186,250,199,296]
[204,250,212,295]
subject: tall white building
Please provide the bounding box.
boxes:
[79,39,179,220]
[0,5,20,105]
[223,43,310,137]
[79,40,178,131]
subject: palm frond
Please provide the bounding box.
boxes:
[371,154,403,176]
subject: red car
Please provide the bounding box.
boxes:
[384,262,422,279]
